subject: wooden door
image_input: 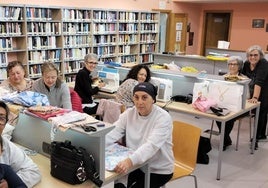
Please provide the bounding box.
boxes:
[201,12,231,55]
[167,13,187,53]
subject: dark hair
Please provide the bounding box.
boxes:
[124,64,151,82]
[0,101,9,124]
[7,61,26,77]
[41,62,62,88]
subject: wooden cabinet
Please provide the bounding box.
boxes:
[0,5,159,82]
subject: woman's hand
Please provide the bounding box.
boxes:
[98,82,106,88]
[0,179,8,188]
[248,97,258,103]
[114,158,133,174]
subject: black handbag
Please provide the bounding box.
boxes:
[50,140,103,187]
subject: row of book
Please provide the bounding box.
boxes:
[0,22,22,36]
[64,48,90,61]
[93,11,117,22]
[118,12,139,22]
[140,33,157,43]
[65,61,82,74]
[93,35,116,45]
[119,23,138,32]
[93,23,116,33]
[62,23,90,35]
[27,36,57,50]
[0,38,12,50]
[140,23,158,32]
[140,13,158,21]
[0,6,22,21]
[63,9,91,21]
[0,53,8,67]
[118,55,137,64]
[26,7,52,20]
[64,35,91,48]
[65,74,76,83]
[140,44,156,53]
[140,54,153,63]
[118,34,138,44]
[28,50,61,64]
[27,22,61,35]
[93,46,116,57]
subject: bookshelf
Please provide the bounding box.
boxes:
[26,6,62,78]
[1,4,159,82]
[0,5,25,80]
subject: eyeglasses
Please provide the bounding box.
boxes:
[249,54,259,57]
[85,61,98,65]
[228,63,238,66]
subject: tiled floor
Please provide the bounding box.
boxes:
[104,112,268,188]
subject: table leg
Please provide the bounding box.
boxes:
[140,164,150,188]
[251,106,260,154]
[217,121,225,180]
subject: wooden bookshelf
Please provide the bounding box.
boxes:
[1,4,159,82]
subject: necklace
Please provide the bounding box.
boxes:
[218,86,229,101]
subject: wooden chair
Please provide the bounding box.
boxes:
[164,121,201,188]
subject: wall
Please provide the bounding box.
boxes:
[2,0,168,10]
[172,2,268,54]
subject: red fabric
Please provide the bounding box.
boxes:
[69,88,83,113]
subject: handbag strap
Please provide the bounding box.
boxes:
[79,147,103,187]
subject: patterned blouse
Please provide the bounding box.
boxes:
[0,78,33,93]
[115,78,138,108]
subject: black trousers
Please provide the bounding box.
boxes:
[127,169,173,188]
[83,103,99,115]
[0,164,27,188]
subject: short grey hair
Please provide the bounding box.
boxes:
[246,45,265,59]
[227,56,244,71]
[84,53,98,62]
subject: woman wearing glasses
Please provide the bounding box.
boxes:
[74,53,105,115]
[216,56,247,151]
[242,45,268,143]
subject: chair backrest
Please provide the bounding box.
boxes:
[69,88,83,113]
[96,99,125,124]
[173,121,201,170]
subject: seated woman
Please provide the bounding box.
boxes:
[216,56,248,151]
[0,101,41,187]
[32,62,72,109]
[115,64,151,108]
[106,82,174,188]
[0,61,33,92]
[0,61,34,125]
[74,53,105,115]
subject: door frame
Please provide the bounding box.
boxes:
[200,10,233,55]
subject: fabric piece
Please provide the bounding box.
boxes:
[69,88,83,112]
[96,99,122,124]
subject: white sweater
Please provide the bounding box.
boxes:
[106,105,174,174]
[0,137,41,187]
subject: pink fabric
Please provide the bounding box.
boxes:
[69,88,83,113]
[96,99,123,123]
[192,97,217,112]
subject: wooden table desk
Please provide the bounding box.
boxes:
[156,101,260,180]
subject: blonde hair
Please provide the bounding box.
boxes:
[41,62,62,87]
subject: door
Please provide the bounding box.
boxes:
[201,12,231,55]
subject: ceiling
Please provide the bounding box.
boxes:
[172,0,268,3]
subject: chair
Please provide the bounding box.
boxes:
[208,112,255,151]
[165,121,201,188]
[69,88,83,113]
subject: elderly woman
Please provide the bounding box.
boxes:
[115,64,151,108]
[242,45,268,142]
[106,82,174,188]
[32,62,72,109]
[74,53,105,115]
[216,56,247,151]
[0,61,33,92]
